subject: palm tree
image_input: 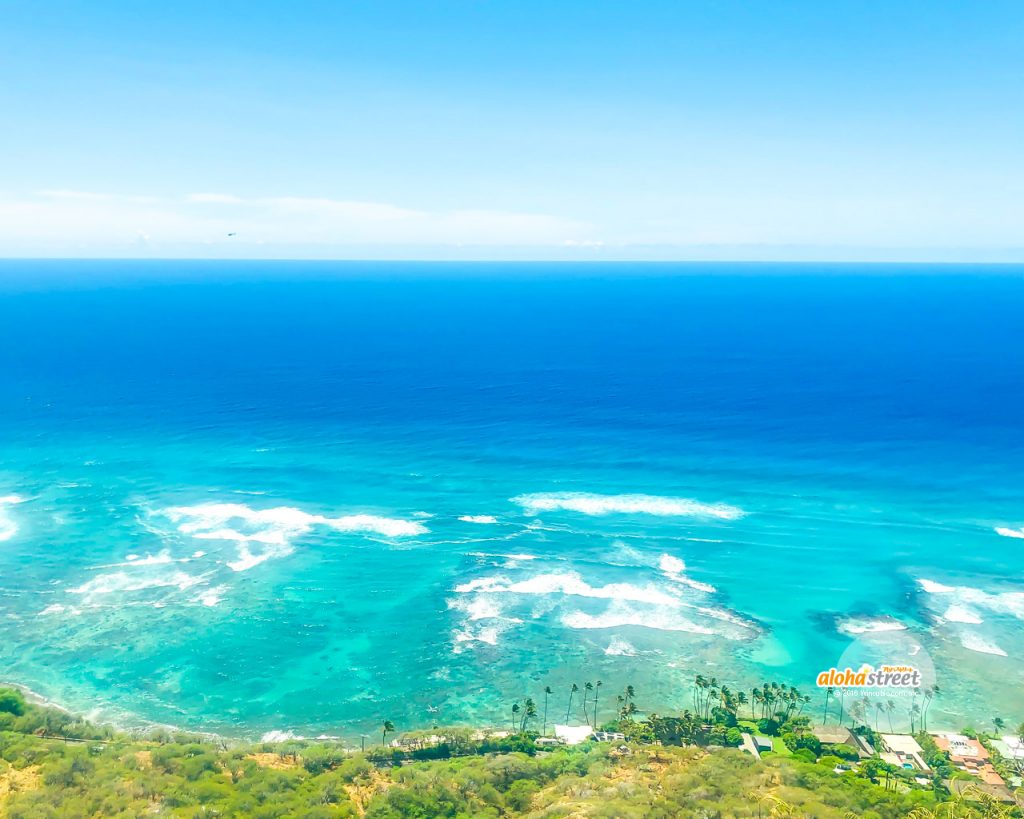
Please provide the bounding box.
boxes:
[511,702,521,733]
[593,680,602,728]
[381,719,395,747]
[566,683,579,723]
[737,691,749,720]
[993,716,1005,734]
[521,698,537,732]
[837,687,847,726]
[910,702,921,734]
[543,686,553,736]
[822,687,834,724]
[921,687,933,733]
[886,700,896,732]
[875,701,885,730]
[582,682,593,726]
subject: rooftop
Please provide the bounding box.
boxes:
[880,734,923,755]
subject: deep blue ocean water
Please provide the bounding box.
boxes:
[0,261,1022,739]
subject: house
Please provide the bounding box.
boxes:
[992,736,1024,764]
[554,724,594,746]
[812,726,874,758]
[591,731,626,743]
[740,732,761,759]
[534,737,561,748]
[879,734,930,772]
[934,734,1005,786]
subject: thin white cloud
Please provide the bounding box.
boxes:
[0,190,593,252]
[187,193,243,204]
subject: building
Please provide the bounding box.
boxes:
[812,725,874,758]
[992,735,1024,764]
[553,724,595,746]
[934,734,1005,786]
[591,731,626,743]
[879,734,930,772]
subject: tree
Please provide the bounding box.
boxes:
[543,686,553,736]
[521,698,537,733]
[0,688,26,716]
[993,716,1005,734]
[511,702,521,733]
[381,720,395,747]
[822,687,834,725]
[582,682,593,727]
[593,680,602,728]
[566,683,578,723]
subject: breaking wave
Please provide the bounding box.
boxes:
[459,515,498,524]
[0,494,25,542]
[510,492,744,520]
[836,616,908,636]
[154,501,428,572]
[450,550,757,651]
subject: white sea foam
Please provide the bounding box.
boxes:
[454,571,681,607]
[70,570,207,602]
[942,604,983,625]
[918,578,1024,620]
[659,554,685,574]
[563,604,716,635]
[194,585,227,608]
[261,730,303,742]
[959,631,1008,657]
[995,526,1024,539]
[918,579,956,594]
[469,552,538,561]
[0,494,25,542]
[459,515,498,524]
[511,492,744,520]
[836,616,908,636]
[154,502,428,573]
[604,637,638,656]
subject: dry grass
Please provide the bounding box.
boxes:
[246,752,301,771]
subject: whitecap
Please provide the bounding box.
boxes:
[153,501,428,573]
[918,578,957,594]
[0,494,25,542]
[563,604,717,635]
[454,571,681,607]
[995,526,1024,540]
[70,570,207,602]
[459,514,499,524]
[604,637,638,656]
[511,492,744,520]
[261,730,304,742]
[959,631,1008,657]
[917,578,1024,620]
[836,616,908,636]
[942,604,983,625]
[194,585,227,607]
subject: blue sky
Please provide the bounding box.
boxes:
[2,1,1022,260]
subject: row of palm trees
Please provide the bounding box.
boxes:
[693,675,810,724]
[822,684,941,733]
[510,681,639,736]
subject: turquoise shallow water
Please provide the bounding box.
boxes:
[0,262,1022,739]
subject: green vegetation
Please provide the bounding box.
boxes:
[0,684,1021,818]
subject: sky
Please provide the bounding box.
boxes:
[1,0,1023,261]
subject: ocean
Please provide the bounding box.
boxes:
[0,260,1022,740]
